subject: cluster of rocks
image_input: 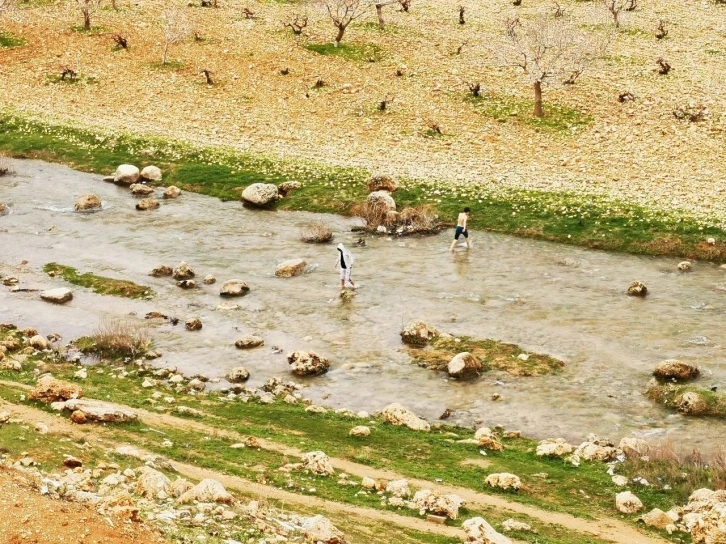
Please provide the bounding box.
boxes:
[0,439,347,544]
[0,324,62,370]
[241,181,302,207]
[90,164,182,213]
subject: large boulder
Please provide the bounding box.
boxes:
[475,427,503,451]
[163,186,181,199]
[639,508,674,530]
[234,334,264,349]
[113,164,140,185]
[241,183,279,207]
[571,434,620,464]
[40,288,73,304]
[225,366,250,383]
[619,437,649,458]
[410,490,464,520]
[676,391,710,415]
[448,352,482,379]
[653,360,700,382]
[536,438,573,458]
[130,183,155,196]
[30,375,83,403]
[627,281,648,297]
[400,320,439,346]
[64,399,138,423]
[275,259,307,278]
[301,451,335,476]
[172,262,195,280]
[367,190,396,212]
[135,467,171,499]
[287,350,330,376]
[29,335,49,351]
[462,517,512,544]
[300,515,347,544]
[74,194,102,212]
[379,403,430,432]
[220,279,249,297]
[149,265,173,277]
[691,501,726,544]
[386,479,411,498]
[139,165,162,182]
[177,478,233,504]
[135,198,159,211]
[485,473,521,491]
[616,491,644,514]
[368,175,398,193]
[278,181,301,196]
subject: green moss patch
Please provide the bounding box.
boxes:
[646,384,726,418]
[408,336,564,377]
[43,263,153,299]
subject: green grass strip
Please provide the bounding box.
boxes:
[42,262,153,299]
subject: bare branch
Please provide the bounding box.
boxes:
[161,5,191,65]
[314,0,371,46]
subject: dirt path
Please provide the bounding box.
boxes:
[0,381,670,544]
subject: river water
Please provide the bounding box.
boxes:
[1,160,724,450]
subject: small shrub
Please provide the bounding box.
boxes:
[300,221,334,243]
[86,319,150,357]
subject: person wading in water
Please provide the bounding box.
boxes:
[336,243,356,290]
[449,207,471,251]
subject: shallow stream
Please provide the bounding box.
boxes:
[1,160,724,450]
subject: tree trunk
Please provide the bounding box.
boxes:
[162,42,169,65]
[112,0,118,11]
[533,81,544,117]
[614,12,620,28]
[334,24,346,46]
[83,10,91,31]
[376,4,385,29]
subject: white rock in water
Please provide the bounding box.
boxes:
[113,164,140,185]
[241,183,279,207]
[40,288,73,304]
[275,259,307,278]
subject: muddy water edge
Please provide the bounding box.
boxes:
[1,160,724,452]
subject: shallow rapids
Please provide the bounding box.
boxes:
[1,160,724,451]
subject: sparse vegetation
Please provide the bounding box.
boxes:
[315,0,370,46]
[42,263,154,299]
[76,319,151,358]
[407,335,565,376]
[646,384,726,418]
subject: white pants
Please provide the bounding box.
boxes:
[339,268,352,282]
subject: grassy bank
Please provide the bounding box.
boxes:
[43,263,154,299]
[1,112,725,261]
[646,384,726,418]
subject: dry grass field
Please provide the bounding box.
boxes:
[2,0,726,223]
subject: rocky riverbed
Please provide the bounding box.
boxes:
[1,159,725,451]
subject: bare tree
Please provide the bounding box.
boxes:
[315,0,371,46]
[374,0,397,29]
[458,5,465,25]
[200,68,213,84]
[74,0,102,31]
[113,34,128,49]
[285,14,308,34]
[602,0,629,28]
[161,6,191,65]
[498,16,604,117]
[655,19,668,39]
[398,0,409,11]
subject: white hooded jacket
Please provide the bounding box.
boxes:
[335,243,355,269]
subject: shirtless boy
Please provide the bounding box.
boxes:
[449,207,471,251]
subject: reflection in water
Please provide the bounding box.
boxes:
[0,160,724,451]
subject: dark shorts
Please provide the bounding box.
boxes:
[454,226,468,239]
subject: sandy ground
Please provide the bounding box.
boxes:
[0,468,167,544]
[2,0,726,223]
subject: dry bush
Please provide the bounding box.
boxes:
[351,202,440,234]
[92,319,150,357]
[0,155,14,177]
[620,443,726,501]
[300,221,334,243]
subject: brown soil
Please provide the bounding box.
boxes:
[0,467,167,544]
[3,0,726,222]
